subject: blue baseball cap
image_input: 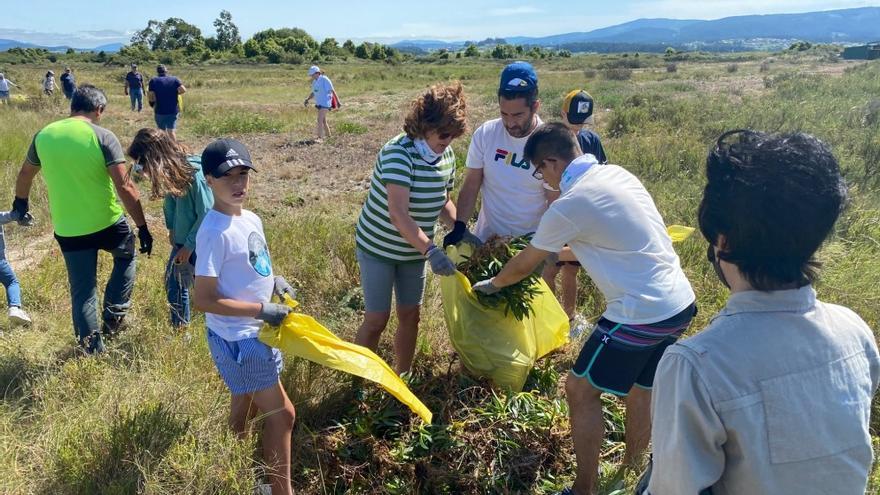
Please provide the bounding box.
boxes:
[499,61,538,93]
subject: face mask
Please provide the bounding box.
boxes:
[707,244,731,289]
[413,138,442,164]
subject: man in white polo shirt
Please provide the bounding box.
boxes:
[473,123,696,495]
[443,61,550,247]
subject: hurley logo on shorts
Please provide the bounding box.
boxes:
[494,149,530,170]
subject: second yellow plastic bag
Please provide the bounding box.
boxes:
[440,244,569,391]
[259,295,432,423]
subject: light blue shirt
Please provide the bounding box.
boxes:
[311,74,334,108]
[649,286,879,495]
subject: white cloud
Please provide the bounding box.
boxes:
[487,6,543,17]
[0,27,131,47]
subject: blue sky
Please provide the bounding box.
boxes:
[2,0,878,48]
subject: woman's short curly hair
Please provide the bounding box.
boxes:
[403,82,468,139]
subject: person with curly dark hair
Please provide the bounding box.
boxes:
[354,82,468,373]
[642,130,879,495]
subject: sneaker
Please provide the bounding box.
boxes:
[255,483,272,495]
[8,306,32,326]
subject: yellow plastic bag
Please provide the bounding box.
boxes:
[440,244,569,391]
[667,225,695,243]
[259,295,432,423]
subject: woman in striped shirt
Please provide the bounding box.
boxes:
[354,82,468,374]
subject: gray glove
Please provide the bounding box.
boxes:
[274,276,296,299]
[256,302,291,327]
[426,245,456,276]
[472,278,501,295]
[173,261,195,288]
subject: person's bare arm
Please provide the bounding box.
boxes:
[492,245,551,288]
[15,161,40,199]
[177,85,186,95]
[438,196,457,229]
[455,168,483,222]
[387,183,433,254]
[107,163,146,227]
[148,90,156,104]
[193,276,262,317]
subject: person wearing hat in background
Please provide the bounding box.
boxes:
[43,70,56,96]
[124,63,145,112]
[562,89,607,164]
[192,138,296,495]
[303,65,335,142]
[148,64,186,140]
[444,61,553,253]
[543,90,609,320]
[0,73,19,104]
[60,67,75,100]
[12,85,152,354]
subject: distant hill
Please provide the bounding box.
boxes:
[392,6,880,53]
[0,39,123,53]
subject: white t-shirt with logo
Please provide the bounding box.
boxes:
[195,208,275,341]
[466,116,546,240]
[531,158,695,324]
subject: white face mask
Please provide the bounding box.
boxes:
[413,138,442,164]
[560,154,599,193]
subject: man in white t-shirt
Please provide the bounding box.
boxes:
[473,123,696,495]
[443,61,551,247]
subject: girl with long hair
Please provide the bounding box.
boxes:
[127,128,214,328]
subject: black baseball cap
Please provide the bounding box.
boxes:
[563,89,595,125]
[201,138,257,178]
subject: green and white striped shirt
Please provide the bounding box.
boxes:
[356,134,455,263]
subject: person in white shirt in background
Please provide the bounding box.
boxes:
[444,61,552,250]
[43,70,56,96]
[0,73,19,104]
[473,123,696,495]
[303,65,334,142]
[642,130,879,495]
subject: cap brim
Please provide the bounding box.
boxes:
[210,161,257,178]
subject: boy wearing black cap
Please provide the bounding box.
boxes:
[544,90,609,318]
[192,138,296,495]
[562,89,607,164]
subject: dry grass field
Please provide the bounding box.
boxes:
[0,51,878,493]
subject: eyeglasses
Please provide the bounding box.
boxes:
[532,167,544,181]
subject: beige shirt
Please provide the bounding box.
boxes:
[649,286,879,495]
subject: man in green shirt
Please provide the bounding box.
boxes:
[12,85,153,354]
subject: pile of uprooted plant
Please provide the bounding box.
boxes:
[457,235,542,321]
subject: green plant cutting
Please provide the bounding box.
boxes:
[456,235,541,321]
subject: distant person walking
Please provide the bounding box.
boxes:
[124,63,145,112]
[60,67,75,100]
[0,73,19,104]
[12,85,153,354]
[148,64,186,140]
[127,128,214,328]
[303,65,335,142]
[43,70,56,96]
